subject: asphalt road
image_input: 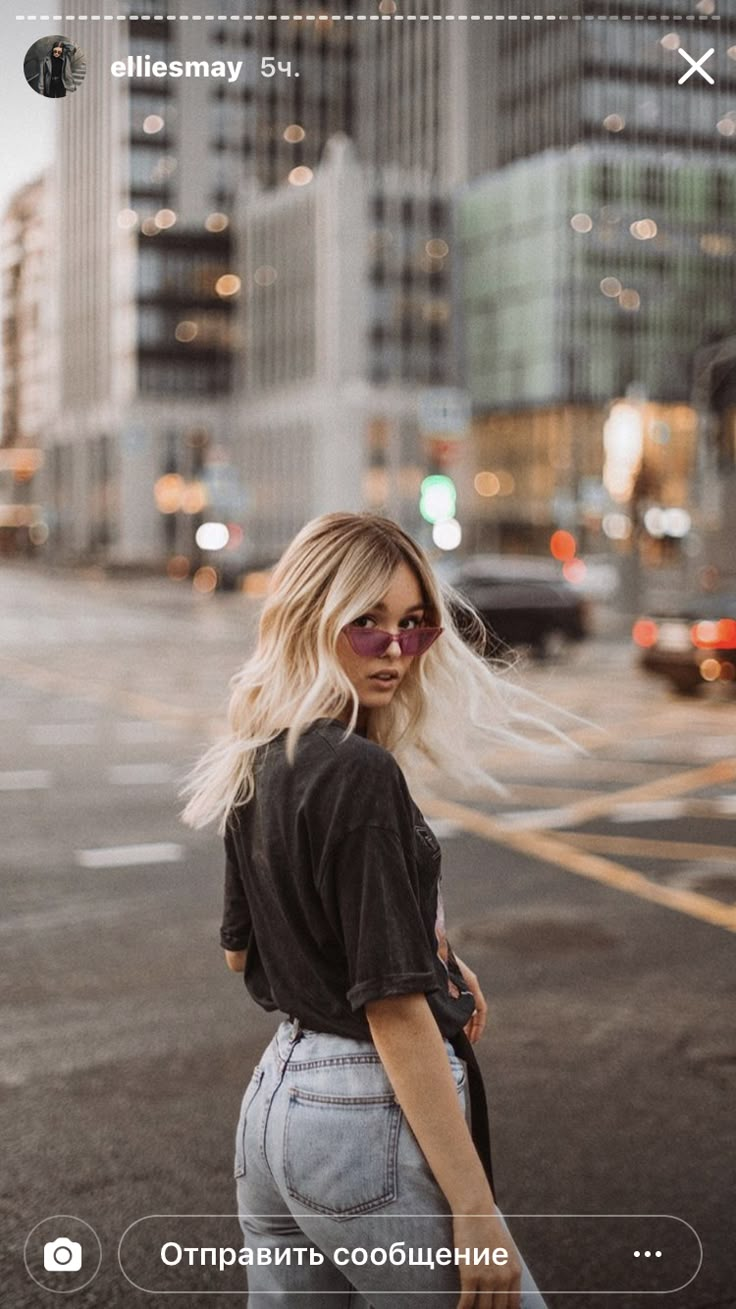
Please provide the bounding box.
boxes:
[1,565,734,1308]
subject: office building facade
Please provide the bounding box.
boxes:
[457,9,736,553]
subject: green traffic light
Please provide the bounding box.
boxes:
[420,474,456,524]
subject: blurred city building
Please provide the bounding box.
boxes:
[233,6,477,555]
[0,174,56,553]
[29,0,490,567]
[6,0,734,577]
[458,4,736,574]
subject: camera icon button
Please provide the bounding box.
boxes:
[24,1215,102,1293]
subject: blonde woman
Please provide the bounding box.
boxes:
[182,512,551,1308]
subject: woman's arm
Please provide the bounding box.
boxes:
[366,992,521,1309]
[224,949,246,972]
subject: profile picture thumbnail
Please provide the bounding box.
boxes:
[24,35,87,99]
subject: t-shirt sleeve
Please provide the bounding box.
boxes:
[219,823,252,952]
[322,822,439,1012]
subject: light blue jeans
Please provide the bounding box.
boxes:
[234,1020,547,1306]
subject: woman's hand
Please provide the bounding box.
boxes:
[452,1211,522,1309]
[454,954,488,1044]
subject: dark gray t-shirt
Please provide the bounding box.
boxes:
[220,717,475,1040]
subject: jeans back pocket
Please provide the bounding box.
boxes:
[234,1064,264,1180]
[283,1089,401,1216]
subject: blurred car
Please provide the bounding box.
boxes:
[632,594,736,695]
[440,554,590,658]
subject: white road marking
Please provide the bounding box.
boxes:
[114,721,180,742]
[426,818,463,839]
[106,764,175,785]
[30,723,98,745]
[611,800,688,823]
[0,770,52,790]
[75,842,184,868]
[500,807,576,830]
[694,738,736,760]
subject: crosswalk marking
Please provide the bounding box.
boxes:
[107,764,176,785]
[498,758,736,831]
[30,724,98,745]
[0,770,52,790]
[75,843,184,868]
[114,721,180,743]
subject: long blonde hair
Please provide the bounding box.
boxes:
[180,511,573,834]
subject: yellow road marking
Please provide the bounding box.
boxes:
[506,784,603,806]
[513,757,736,829]
[564,833,736,864]
[419,795,736,934]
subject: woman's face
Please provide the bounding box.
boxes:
[336,560,427,723]
[52,44,63,57]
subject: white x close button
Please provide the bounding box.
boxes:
[677,47,715,84]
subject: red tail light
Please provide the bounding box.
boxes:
[690,618,736,650]
[633,619,659,648]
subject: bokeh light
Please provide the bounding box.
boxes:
[254,265,278,287]
[632,619,659,649]
[117,208,138,230]
[215,274,241,297]
[175,321,198,343]
[153,473,185,514]
[181,482,208,515]
[619,289,641,311]
[549,530,577,562]
[630,219,658,241]
[195,522,230,551]
[432,518,462,551]
[166,555,190,581]
[563,558,587,584]
[205,212,229,233]
[288,166,314,187]
[602,512,632,541]
[192,566,218,594]
[29,521,49,546]
[474,471,501,497]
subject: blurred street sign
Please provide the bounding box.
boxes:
[418,388,471,439]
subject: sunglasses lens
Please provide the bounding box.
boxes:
[346,627,389,656]
[344,625,442,656]
[402,627,441,655]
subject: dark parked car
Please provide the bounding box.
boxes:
[633,593,736,695]
[440,554,590,658]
